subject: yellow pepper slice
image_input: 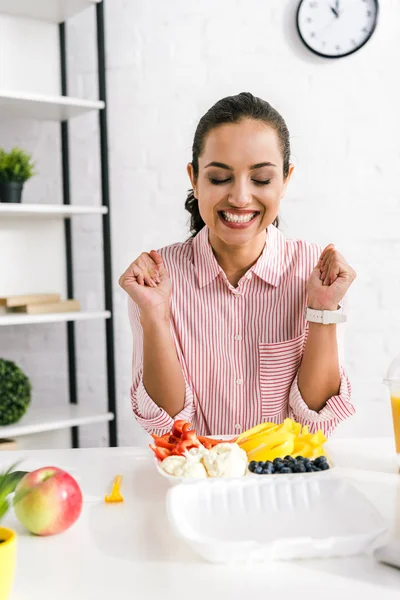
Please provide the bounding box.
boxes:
[247,438,295,462]
[236,421,279,444]
[104,474,124,503]
[245,432,295,462]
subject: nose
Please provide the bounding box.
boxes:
[228,178,252,208]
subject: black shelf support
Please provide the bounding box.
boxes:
[58,0,118,448]
[96,1,118,446]
[59,21,79,448]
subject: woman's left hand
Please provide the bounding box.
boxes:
[306,244,357,311]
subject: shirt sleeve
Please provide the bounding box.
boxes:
[128,298,196,435]
[288,320,355,437]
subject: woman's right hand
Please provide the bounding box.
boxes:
[119,250,171,320]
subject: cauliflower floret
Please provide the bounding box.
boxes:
[160,455,186,477]
[203,443,247,478]
[181,461,208,479]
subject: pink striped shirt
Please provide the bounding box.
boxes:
[129,224,355,437]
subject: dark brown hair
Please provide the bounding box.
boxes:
[185,92,291,237]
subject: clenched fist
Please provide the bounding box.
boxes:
[307,244,356,312]
[119,250,172,320]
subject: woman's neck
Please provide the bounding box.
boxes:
[209,230,267,287]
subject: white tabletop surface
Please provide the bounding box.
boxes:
[1,438,400,600]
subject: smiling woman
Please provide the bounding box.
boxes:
[119,92,357,438]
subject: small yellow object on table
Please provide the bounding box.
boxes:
[104,474,124,503]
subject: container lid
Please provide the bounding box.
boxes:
[385,354,400,384]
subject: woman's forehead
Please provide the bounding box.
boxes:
[200,120,282,167]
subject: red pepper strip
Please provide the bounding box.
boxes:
[180,429,198,441]
[149,444,171,461]
[176,440,199,454]
[182,422,191,433]
[168,435,180,444]
[176,430,200,453]
[201,440,212,450]
[172,420,190,438]
[154,438,176,451]
[197,436,237,446]
[151,433,170,441]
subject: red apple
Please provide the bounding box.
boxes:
[13,466,83,536]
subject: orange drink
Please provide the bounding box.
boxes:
[390,395,400,454]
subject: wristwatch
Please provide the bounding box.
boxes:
[305,307,347,325]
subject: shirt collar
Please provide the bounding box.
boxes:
[193,224,285,289]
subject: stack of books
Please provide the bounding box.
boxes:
[0,293,81,315]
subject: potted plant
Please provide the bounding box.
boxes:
[0,465,27,599]
[0,359,32,426]
[0,146,36,203]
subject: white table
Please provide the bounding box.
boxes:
[1,439,400,600]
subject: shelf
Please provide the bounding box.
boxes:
[0,0,100,23]
[0,404,114,438]
[0,90,104,122]
[0,203,108,219]
[0,310,111,326]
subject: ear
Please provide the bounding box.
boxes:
[281,163,295,198]
[187,163,198,196]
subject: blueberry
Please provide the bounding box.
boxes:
[319,463,330,471]
[312,465,321,472]
[280,466,292,474]
[303,458,311,465]
[248,461,257,472]
[295,456,305,462]
[261,461,274,473]
[305,464,314,472]
[284,455,292,461]
[273,458,284,466]
[293,463,306,473]
[254,465,263,474]
[314,456,328,468]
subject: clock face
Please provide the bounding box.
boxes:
[296,0,379,58]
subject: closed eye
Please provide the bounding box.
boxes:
[210,178,231,185]
[210,178,272,186]
[253,179,271,186]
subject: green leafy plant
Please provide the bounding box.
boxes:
[0,147,36,184]
[0,359,31,426]
[0,464,27,522]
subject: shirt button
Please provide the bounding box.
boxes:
[234,334,242,341]
[236,378,243,385]
[234,424,242,431]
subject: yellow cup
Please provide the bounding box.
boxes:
[0,527,16,600]
[387,379,400,472]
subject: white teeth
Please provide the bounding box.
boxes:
[221,211,257,223]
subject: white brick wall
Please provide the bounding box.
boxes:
[1,0,399,448]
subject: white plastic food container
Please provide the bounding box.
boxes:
[154,455,336,486]
[166,475,387,563]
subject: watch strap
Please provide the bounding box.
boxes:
[305,307,347,325]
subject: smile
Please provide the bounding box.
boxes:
[220,211,259,224]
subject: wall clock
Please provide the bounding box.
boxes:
[296,0,379,59]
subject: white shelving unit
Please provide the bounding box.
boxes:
[0,203,107,219]
[0,0,100,24]
[0,0,117,448]
[0,405,113,439]
[0,311,110,327]
[0,90,104,122]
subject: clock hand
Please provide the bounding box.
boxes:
[330,6,339,18]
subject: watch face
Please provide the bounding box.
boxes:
[296,0,379,58]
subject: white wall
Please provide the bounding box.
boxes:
[1,0,399,448]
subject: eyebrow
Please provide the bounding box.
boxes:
[205,161,277,170]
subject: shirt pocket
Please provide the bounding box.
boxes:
[259,332,306,420]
